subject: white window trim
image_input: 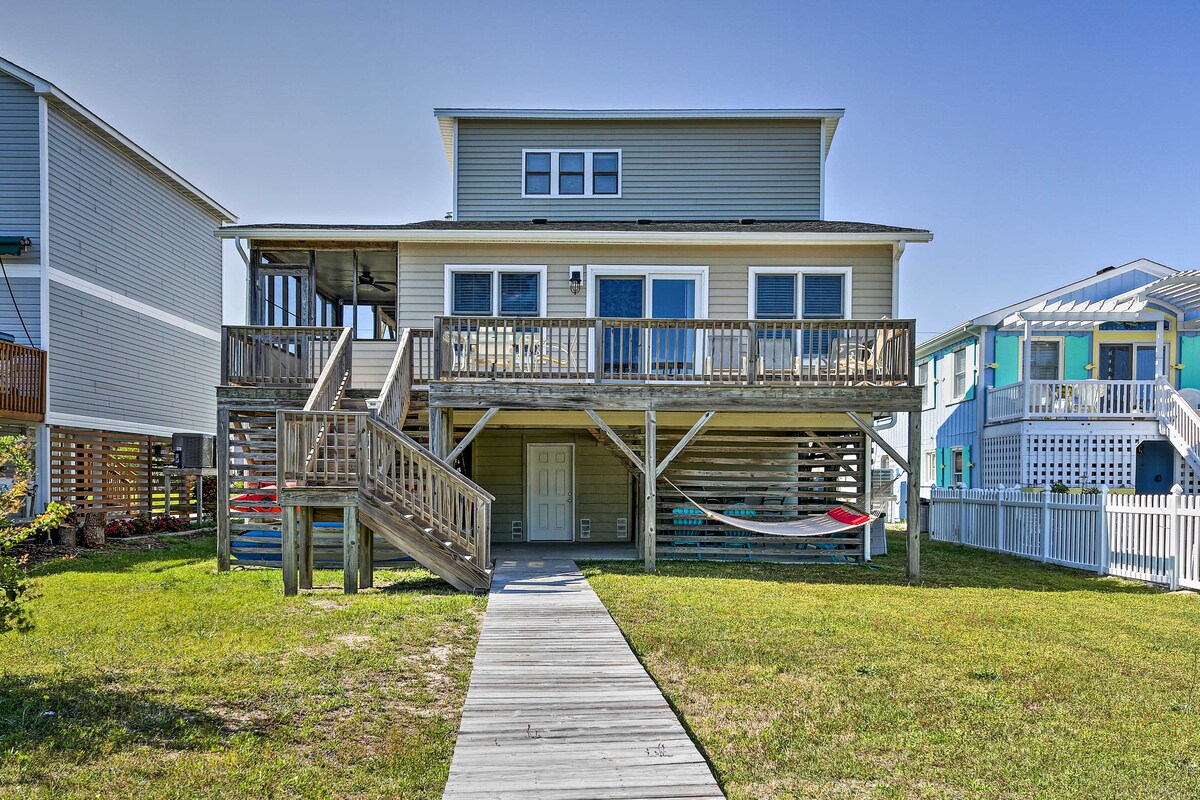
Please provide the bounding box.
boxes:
[443,264,548,317]
[950,446,966,486]
[584,265,710,319]
[746,266,854,319]
[918,360,934,410]
[521,149,623,198]
[922,450,937,487]
[948,346,971,403]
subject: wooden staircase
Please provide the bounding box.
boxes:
[220,325,492,593]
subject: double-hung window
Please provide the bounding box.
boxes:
[952,348,968,398]
[522,150,621,197]
[447,266,546,317]
[750,269,850,320]
[951,448,965,486]
[919,361,932,407]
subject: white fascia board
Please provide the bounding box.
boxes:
[917,324,980,357]
[434,108,846,121]
[214,228,932,246]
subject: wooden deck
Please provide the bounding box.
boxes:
[443,558,725,800]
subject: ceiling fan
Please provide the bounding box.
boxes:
[357,270,396,292]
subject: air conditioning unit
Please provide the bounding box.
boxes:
[171,433,215,469]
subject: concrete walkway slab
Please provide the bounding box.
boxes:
[443,558,725,800]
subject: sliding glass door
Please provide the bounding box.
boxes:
[594,270,704,377]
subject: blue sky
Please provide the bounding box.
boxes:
[4,1,1198,335]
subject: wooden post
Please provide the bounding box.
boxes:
[644,409,657,573]
[298,505,314,590]
[906,410,921,584]
[1155,319,1165,382]
[360,523,374,590]
[429,407,452,460]
[216,408,231,572]
[344,504,359,594]
[281,506,298,597]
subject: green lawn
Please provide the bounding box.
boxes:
[585,535,1200,800]
[1,535,484,799]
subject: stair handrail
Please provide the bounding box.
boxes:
[373,328,413,428]
[362,416,493,569]
[304,326,354,412]
[1157,378,1200,458]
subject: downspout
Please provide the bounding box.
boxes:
[234,236,251,323]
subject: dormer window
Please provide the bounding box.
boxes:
[522,150,621,198]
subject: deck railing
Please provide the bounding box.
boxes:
[303,327,353,412]
[987,380,1160,423]
[432,316,914,386]
[0,340,46,420]
[411,328,436,387]
[222,326,349,388]
[277,410,493,568]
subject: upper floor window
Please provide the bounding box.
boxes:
[918,361,932,407]
[750,268,851,320]
[952,347,968,398]
[445,265,547,317]
[1029,340,1061,380]
[522,150,621,198]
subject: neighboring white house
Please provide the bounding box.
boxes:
[0,56,235,513]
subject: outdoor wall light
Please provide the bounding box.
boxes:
[1084,363,1095,370]
[1175,363,1186,370]
[985,362,998,369]
[568,268,583,295]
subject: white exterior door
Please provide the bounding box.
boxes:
[527,443,574,541]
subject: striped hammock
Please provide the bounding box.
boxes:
[665,480,877,538]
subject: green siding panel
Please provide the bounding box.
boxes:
[1180,335,1200,390]
[1063,335,1092,380]
[994,335,1020,386]
[472,429,633,543]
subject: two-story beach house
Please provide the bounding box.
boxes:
[215,108,930,593]
[881,258,1200,516]
[0,57,234,514]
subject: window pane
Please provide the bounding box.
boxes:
[559,152,585,173]
[452,272,492,315]
[755,274,796,319]
[593,152,618,173]
[593,174,618,194]
[559,174,584,194]
[499,272,539,316]
[525,173,550,195]
[802,274,844,318]
[1029,341,1059,380]
[525,152,551,172]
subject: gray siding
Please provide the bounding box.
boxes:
[0,276,40,347]
[47,282,217,433]
[395,242,895,327]
[45,104,223,434]
[0,72,40,260]
[46,106,222,325]
[456,118,822,221]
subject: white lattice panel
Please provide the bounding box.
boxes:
[1023,432,1140,489]
[1175,453,1200,493]
[981,434,1021,488]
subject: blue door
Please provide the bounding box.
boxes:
[597,277,643,372]
[1135,441,1174,494]
[1135,346,1158,381]
[1099,344,1132,380]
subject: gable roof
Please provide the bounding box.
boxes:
[917,258,1178,354]
[0,56,236,223]
[433,108,845,173]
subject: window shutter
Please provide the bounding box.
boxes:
[802,274,845,319]
[499,272,539,316]
[755,274,796,319]
[452,272,492,315]
[962,444,971,488]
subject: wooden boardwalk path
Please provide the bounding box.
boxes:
[443,558,725,800]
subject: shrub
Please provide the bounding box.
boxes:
[1,483,73,634]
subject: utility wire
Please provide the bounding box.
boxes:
[0,255,34,346]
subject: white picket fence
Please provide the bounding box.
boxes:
[929,486,1200,590]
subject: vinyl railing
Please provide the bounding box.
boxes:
[1157,381,1200,465]
[930,485,1200,590]
[0,340,46,420]
[222,326,350,388]
[433,316,914,386]
[374,328,413,428]
[987,379,1160,423]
